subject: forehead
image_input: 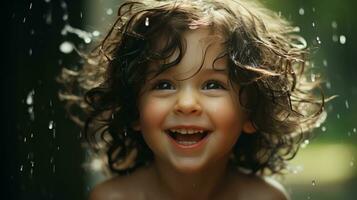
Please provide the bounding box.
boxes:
[148,28,228,79]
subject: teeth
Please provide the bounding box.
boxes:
[168,129,204,135]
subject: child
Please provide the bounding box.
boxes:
[58,0,325,199]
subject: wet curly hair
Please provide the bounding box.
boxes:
[58,0,326,176]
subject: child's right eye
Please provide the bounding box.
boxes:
[152,80,175,90]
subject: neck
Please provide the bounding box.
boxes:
[150,157,232,200]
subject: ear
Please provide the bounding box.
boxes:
[242,120,256,134]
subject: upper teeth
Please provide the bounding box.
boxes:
[169,129,205,134]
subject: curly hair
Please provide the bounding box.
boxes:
[57,0,325,176]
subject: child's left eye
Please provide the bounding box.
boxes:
[202,80,226,90]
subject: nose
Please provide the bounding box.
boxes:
[174,87,202,115]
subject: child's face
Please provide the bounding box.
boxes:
[134,29,253,172]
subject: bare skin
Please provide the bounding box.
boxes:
[89,163,289,200]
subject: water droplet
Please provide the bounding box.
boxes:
[92,30,100,37]
[57,146,60,151]
[106,8,113,15]
[60,1,67,9]
[52,165,56,173]
[339,35,346,44]
[28,106,35,121]
[62,14,68,21]
[321,126,326,132]
[29,48,32,56]
[59,41,74,54]
[322,59,328,67]
[311,74,316,82]
[91,158,103,171]
[312,22,316,27]
[326,82,331,89]
[26,90,35,105]
[24,137,27,143]
[300,139,309,148]
[312,180,316,186]
[145,17,149,26]
[336,113,340,119]
[345,100,349,109]
[299,8,305,15]
[84,37,91,44]
[23,17,26,23]
[80,12,83,19]
[29,3,33,10]
[52,129,56,139]
[332,35,339,42]
[316,36,321,44]
[30,161,35,167]
[331,21,338,29]
[30,29,35,35]
[312,7,316,12]
[353,128,356,133]
[30,133,34,138]
[48,120,54,129]
[20,165,24,172]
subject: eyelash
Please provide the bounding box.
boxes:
[152,80,226,90]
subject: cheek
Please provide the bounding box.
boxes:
[139,98,171,130]
[206,97,244,132]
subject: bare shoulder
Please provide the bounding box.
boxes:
[88,167,152,200]
[228,170,290,200]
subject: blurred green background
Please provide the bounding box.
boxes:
[7,0,356,199]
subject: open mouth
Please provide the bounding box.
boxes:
[165,130,209,146]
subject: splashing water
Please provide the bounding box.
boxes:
[61,24,93,44]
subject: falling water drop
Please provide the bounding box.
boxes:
[345,100,349,109]
[353,128,356,133]
[326,82,331,89]
[321,126,326,132]
[312,180,316,186]
[316,36,321,44]
[29,2,33,10]
[331,21,338,29]
[299,8,305,15]
[59,41,74,54]
[312,22,316,28]
[48,120,54,129]
[145,17,149,26]
[23,17,26,23]
[20,165,24,172]
[62,14,68,21]
[322,59,328,67]
[332,35,339,42]
[29,48,32,56]
[92,30,100,37]
[339,35,346,44]
[24,137,27,143]
[106,8,113,15]
[336,113,340,119]
[26,90,35,105]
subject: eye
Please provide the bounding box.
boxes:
[202,80,226,90]
[152,80,175,90]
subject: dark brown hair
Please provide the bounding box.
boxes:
[58,0,325,176]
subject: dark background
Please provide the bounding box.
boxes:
[4,0,357,199]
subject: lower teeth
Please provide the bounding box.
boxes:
[177,141,198,145]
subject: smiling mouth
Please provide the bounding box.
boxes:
[165,130,209,146]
